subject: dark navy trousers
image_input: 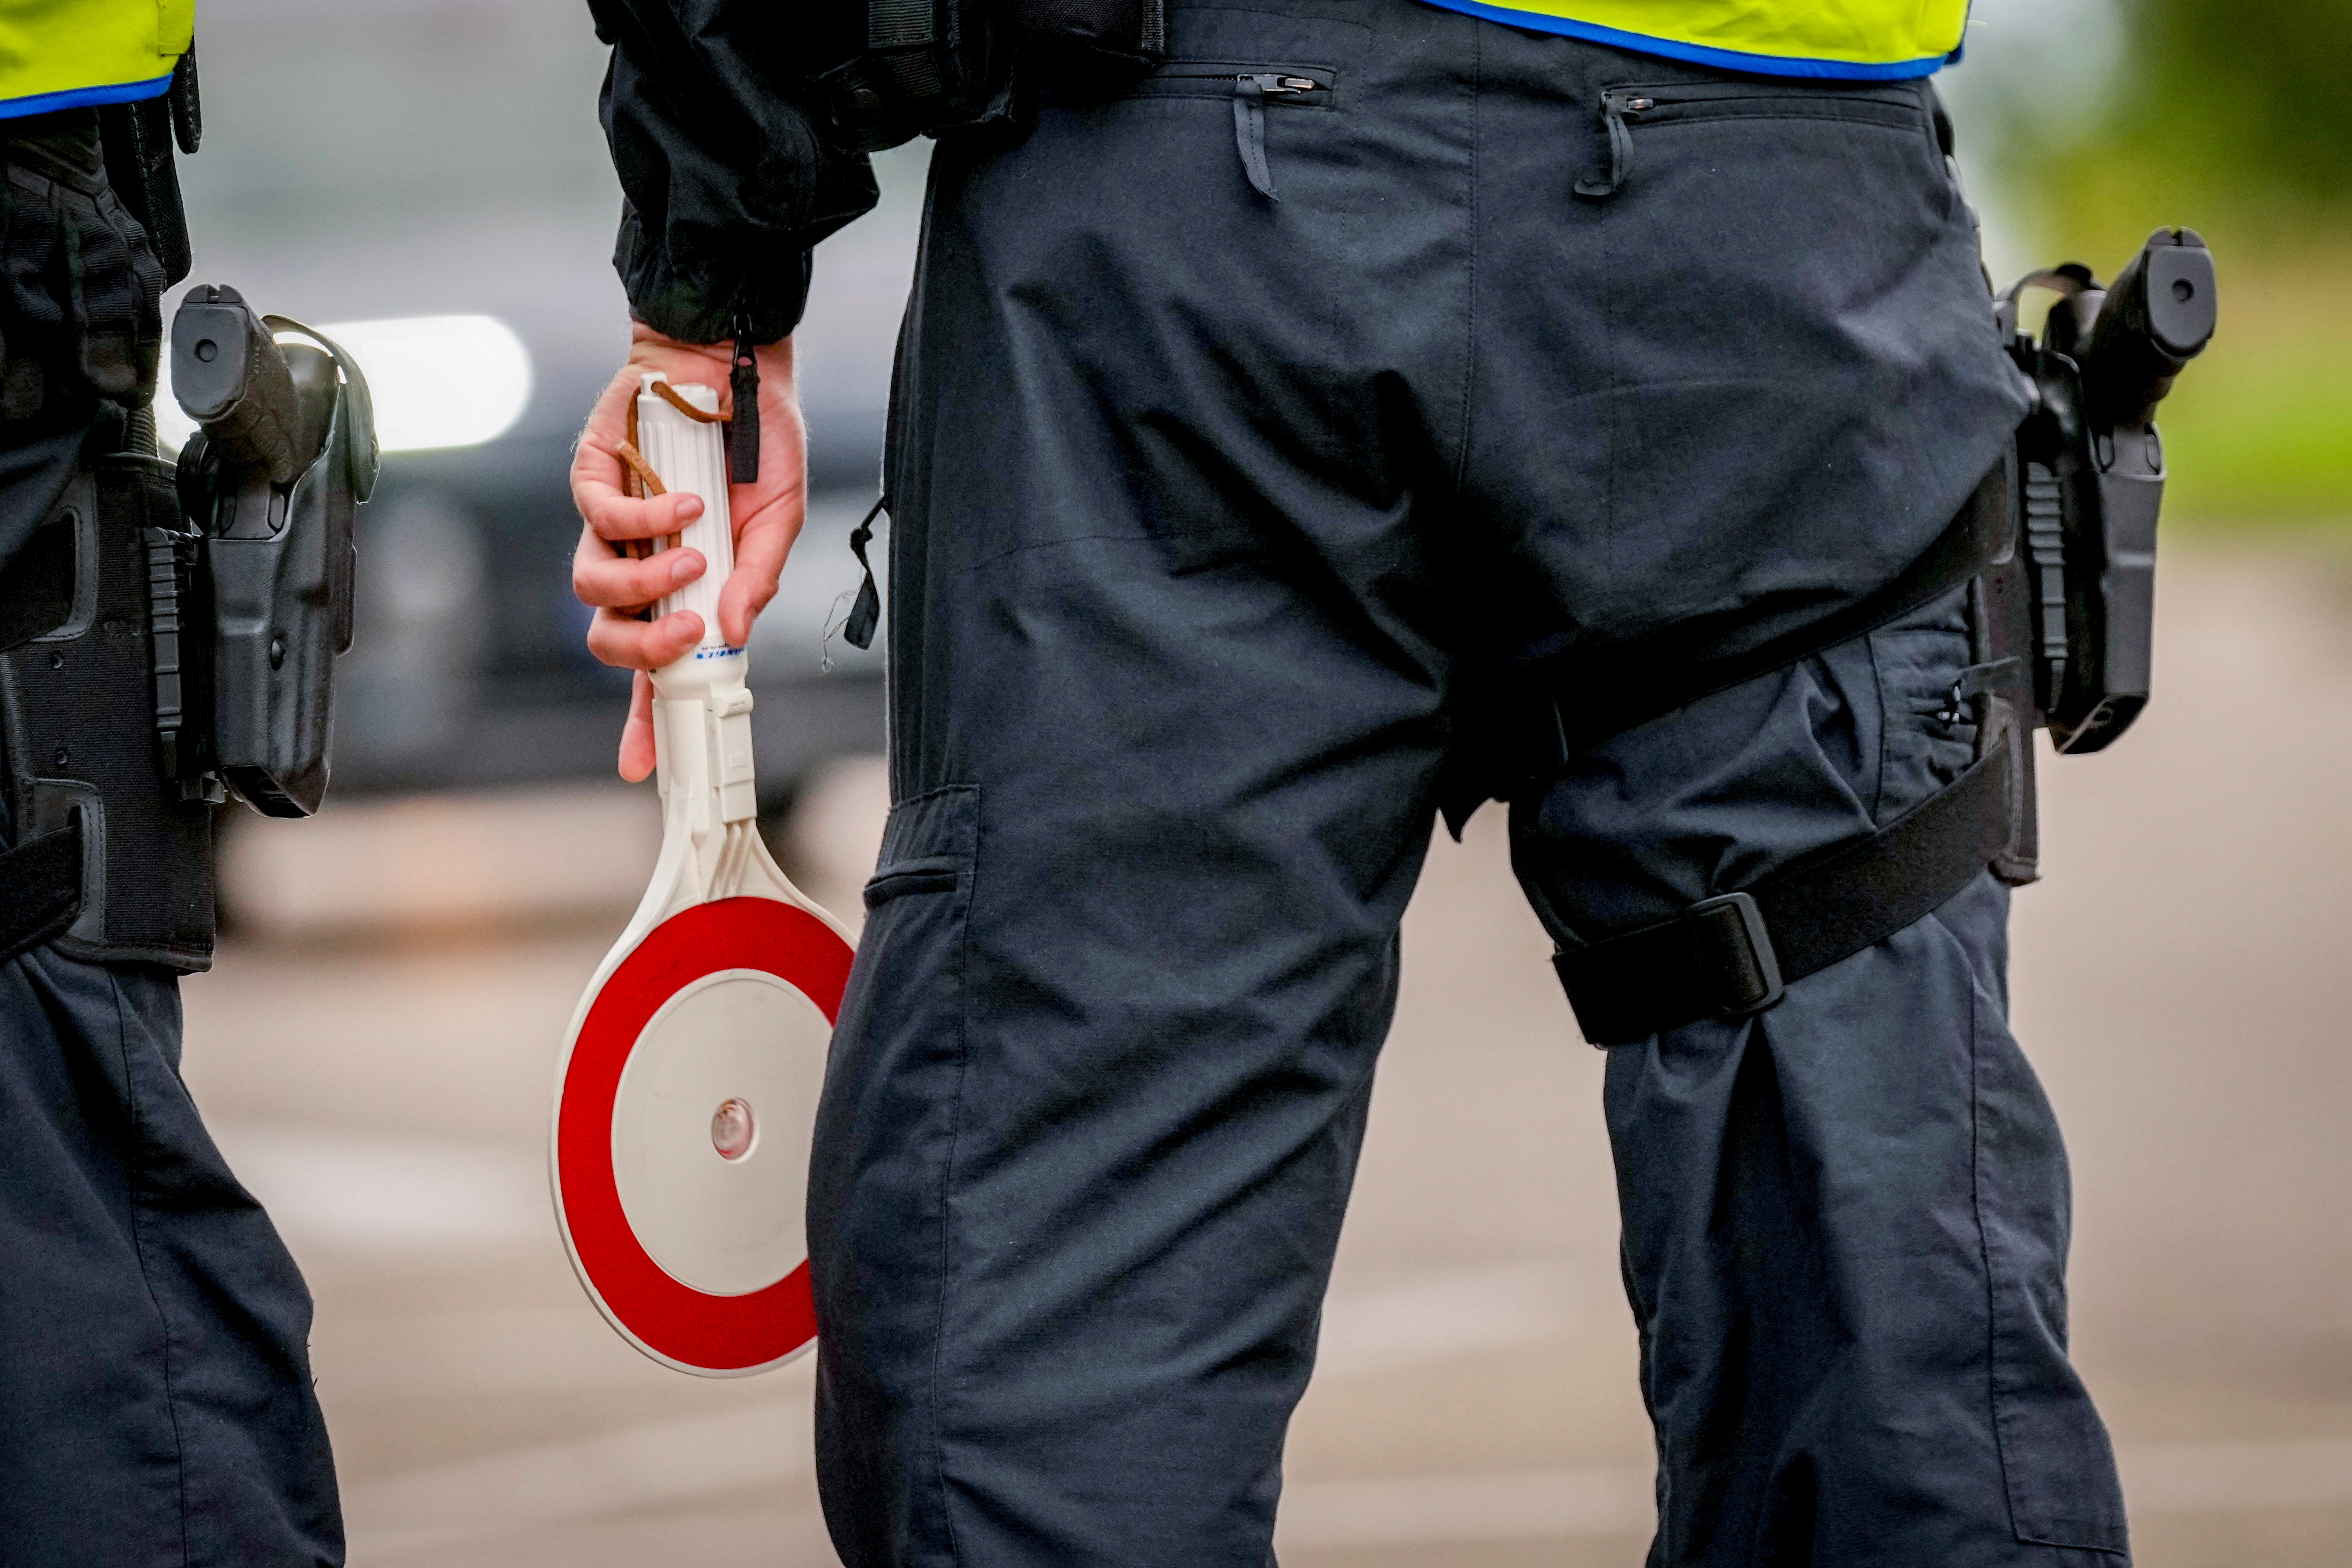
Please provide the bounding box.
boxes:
[0,424,342,1558]
[0,949,342,1567]
[808,1,2127,1562]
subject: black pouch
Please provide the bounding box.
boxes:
[1005,0,1168,73]
[822,0,1020,152]
[824,0,1169,149]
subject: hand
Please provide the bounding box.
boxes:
[570,322,807,780]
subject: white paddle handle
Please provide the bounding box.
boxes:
[637,374,758,874]
[636,377,735,653]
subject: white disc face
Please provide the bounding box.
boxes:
[610,968,830,1297]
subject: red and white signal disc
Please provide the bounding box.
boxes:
[552,897,853,1376]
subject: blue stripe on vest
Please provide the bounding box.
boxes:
[1414,0,1955,80]
[0,72,176,122]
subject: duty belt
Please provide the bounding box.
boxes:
[1,449,217,970]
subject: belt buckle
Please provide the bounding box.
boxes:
[1684,891,1785,1018]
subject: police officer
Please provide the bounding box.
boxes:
[0,16,342,1567]
[571,1,2131,1563]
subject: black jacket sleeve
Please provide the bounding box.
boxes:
[588,0,879,343]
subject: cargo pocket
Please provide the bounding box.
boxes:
[1967,972,2131,1554]
[808,783,982,1561]
[1868,587,1978,823]
[1573,79,1947,203]
[1556,73,1983,644]
[838,783,980,1055]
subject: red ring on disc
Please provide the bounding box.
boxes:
[557,898,852,1372]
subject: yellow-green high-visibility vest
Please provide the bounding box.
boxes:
[0,0,193,120]
[1418,0,1970,78]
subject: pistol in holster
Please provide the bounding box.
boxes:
[0,285,377,968]
[1978,228,2218,876]
[167,284,380,817]
[1488,230,2218,1044]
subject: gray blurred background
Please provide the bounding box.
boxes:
[168,0,2352,1562]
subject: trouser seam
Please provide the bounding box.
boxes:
[112,964,193,1568]
[1451,17,1480,495]
[927,806,980,1567]
[1958,931,2031,1548]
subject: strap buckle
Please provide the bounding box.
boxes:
[1684,892,1785,1017]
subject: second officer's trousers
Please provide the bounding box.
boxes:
[808,1,2129,1563]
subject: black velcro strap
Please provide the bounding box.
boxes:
[1554,736,2014,1045]
[1551,461,2010,753]
[0,506,74,652]
[870,0,938,48]
[0,819,84,964]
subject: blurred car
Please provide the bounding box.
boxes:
[170,0,922,815]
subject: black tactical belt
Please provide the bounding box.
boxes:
[1554,735,2015,1046]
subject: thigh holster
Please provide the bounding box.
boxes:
[1,447,216,970]
[1531,233,2216,1044]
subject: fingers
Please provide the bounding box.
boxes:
[568,363,638,519]
[585,486,705,545]
[570,364,709,543]
[572,449,705,543]
[618,671,656,782]
[586,603,704,671]
[716,561,775,650]
[714,342,807,646]
[581,334,757,785]
[572,526,704,610]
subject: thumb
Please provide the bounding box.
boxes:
[618,670,657,782]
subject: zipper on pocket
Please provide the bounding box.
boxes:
[1574,88,1652,200]
[1126,63,1327,200]
[1230,75,1320,200]
[1574,80,1929,201]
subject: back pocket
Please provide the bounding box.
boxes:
[1574,79,1942,200]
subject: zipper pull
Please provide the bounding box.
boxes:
[1574,90,1648,200]
[1233,75,1283,200]
[728,312,759,484]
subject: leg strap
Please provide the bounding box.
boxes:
[0,817,82,963]
[1555,735,2015,1045]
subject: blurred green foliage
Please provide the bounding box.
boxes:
[2003,0,2352,523]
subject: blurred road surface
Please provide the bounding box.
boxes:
[180,539,2352,1566]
